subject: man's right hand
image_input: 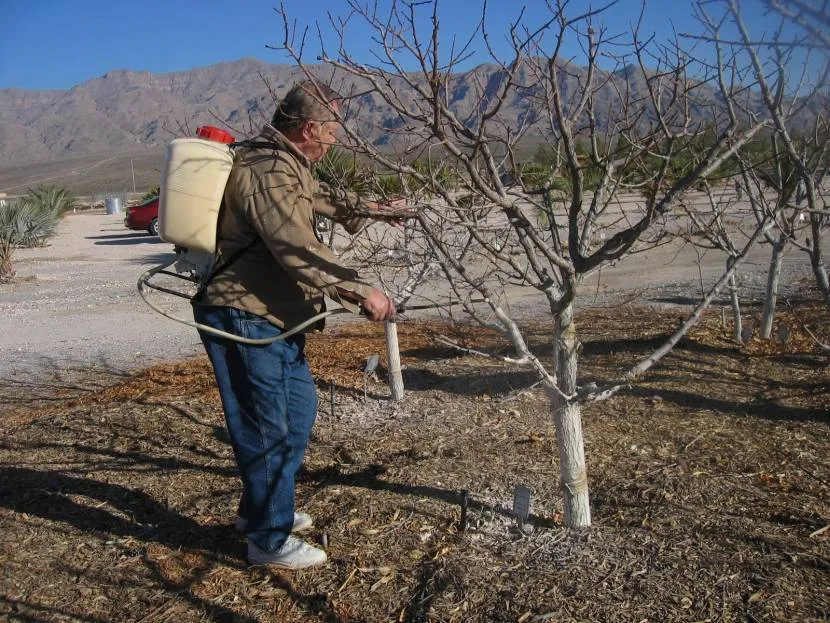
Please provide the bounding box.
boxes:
[362,288,397,321]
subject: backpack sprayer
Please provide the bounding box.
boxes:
[137,125,352,344]
[137,125,429,345]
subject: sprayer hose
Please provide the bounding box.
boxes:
[137,257,348,345]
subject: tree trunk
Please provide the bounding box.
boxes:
[761,235,785,339]
[808,216,830,306]
[385,320,404,401]
[550,304,591,528]
[727,258,742,342]
[0,243,14,283]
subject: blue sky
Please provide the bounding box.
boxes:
[0,0,806,90]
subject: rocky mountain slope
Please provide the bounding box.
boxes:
[2,56,820,173]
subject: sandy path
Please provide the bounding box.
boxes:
[0,213,203,386]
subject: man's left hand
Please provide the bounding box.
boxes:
[362,197,416,228]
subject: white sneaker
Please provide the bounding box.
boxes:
[247,535,327,569]
[234,512,313,534]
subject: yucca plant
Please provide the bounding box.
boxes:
[27,185,77,223]
[0,186,72,283]
[313,147,370,195]
[1,199,33,282]
[409,158,458,195]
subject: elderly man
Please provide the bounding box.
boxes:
[193,81,397,569]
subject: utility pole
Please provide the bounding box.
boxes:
[130,159,136,194]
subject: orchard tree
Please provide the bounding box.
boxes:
[274,0,821,527]
[691,0,829,313]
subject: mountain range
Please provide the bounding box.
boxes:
[0,57,821,195]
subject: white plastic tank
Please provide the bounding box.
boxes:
[158,137,234,253]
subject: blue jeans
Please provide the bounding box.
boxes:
[193,305,318,552]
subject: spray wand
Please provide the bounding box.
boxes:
[138,256,480,345]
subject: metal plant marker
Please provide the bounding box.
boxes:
[459,489,469,532]
[513,485,532,528]
[364,354,380,400]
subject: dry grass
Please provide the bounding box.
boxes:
[0,303,828,622]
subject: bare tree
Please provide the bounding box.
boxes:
[763,0,830,50]
[744,134,818,338]
[677,185,753,341]
[695,0,830,313]
[272,0,811,527]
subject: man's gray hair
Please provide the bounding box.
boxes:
[271,81,341,132]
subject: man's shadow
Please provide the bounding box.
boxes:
[0,465,367,623]
[0,465,267,622]
[0,466,233,552]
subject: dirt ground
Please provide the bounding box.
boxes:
[1,203,828,622]
[0,301,828,623]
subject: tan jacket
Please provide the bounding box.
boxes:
[197,124,372,331]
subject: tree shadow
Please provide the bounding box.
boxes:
[650,295,718,306]
[0,467,235,549]
[300,462,559,531]
[1,435,238,477]
[401,555,461,623]
[0,461,416,623]
[624,386,829,423]
[401,367,539,395]
[86,231,167,246]
[0,355,133,408]
[581,333,741,358]
[0,595,115,623]
[130,251,181,266]
[0,466,303,622]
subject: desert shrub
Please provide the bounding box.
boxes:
[515,161,576,194]
[517,162,553,189]
[13,186,71,245]
[27,185,76,220]
[142,185,160,201]
[409,158,459,194]
[313,147,370,195]
[373,173,404,197]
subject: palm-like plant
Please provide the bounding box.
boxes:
[0,186,73,283]
[313,147,370,195]
[28,185,76,222]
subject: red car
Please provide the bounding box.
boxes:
[124,197,159,235]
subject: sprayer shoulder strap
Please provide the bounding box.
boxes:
[193,138,284,301]
[192,239,257,302]
[231,140,283,151]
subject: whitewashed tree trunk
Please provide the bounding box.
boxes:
[808,217,830,306]
[550,304,591,528]
[761,235,786,339]
[385,320,404,401]
[726,258,743,342]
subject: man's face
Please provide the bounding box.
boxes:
[307,119,341,163]
[303,102,341,163]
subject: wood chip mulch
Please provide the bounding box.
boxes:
[0,303,828,623]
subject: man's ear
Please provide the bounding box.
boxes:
[300,120,316,141]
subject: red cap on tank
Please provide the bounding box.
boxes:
[195,125,235,144]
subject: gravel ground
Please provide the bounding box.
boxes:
[0,209,819,388]
[0,212,203,387]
